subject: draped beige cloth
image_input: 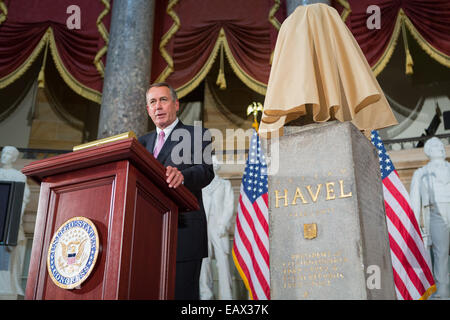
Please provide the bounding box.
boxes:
[259,4,398,138]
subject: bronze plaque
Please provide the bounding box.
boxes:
[303,223,317,240]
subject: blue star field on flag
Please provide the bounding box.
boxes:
[371,130,394,179]
[242,130,268,201]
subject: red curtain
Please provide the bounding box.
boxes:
[151,0,286,98]
[1,0,448,103]
[0,0,111,104]
[331,0,450,75]
[152,0,450,98]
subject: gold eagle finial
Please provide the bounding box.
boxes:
[247,102,263,131]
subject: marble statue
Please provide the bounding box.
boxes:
[410,137,450,298]
[0,146,30,299]
[200,156,235,300]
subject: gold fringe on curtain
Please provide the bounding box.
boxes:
[337,0,351,22]
[0,27,102,103]
[268,0,281,65]
[176,28,268,99]
[47,28,102,103]
[371,10,404,77]
[221,33,267,95]
[0,29,50,89]
[175,28,225,98]
[268,0,281,30]
[94,0,111,78]
[349,8,450,77]
[158,0,281,96]
[403,13,450,69]
[154,0,180,83]
[0,0,108,103]
[0,0,7,25]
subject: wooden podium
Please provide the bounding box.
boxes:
[23,138,199,300]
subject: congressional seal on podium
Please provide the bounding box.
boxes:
[47,216,100,289]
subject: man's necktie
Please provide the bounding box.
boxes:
[153,131,165,158]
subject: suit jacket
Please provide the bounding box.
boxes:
[138,120,214,261]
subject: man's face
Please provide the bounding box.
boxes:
[146,86,179,129]
[1,148,16,165]
[428,142,445,160]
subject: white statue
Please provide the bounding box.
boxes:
[200,155,235,300]
[410,137,450,299]
[0,146,30,298]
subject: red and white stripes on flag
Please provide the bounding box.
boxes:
[383,171,436,299]
[371,130,436,300]
[232,130,270,300]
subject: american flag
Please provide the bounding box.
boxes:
[232,130,270,300]
[370,130,435,300]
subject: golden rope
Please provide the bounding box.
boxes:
[371,10,404,76]
[155,0,180,83]
[0,0,7,25]
[337,0,351,22]
[38,32,50,88]
[94,0,111,78]
[268,0,281,30]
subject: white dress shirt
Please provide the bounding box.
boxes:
[154,118,179,154]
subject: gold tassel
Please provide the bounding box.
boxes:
[216,68,226,90]
[216,44,226,90]
[405,50,414,75]
[37,69,45,88]
[38,37,49,88]
[401,20,413,75]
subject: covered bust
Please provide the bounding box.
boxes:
[259,3,397,138]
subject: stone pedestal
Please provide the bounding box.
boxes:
[98,0,155,139]
[267,121,396,299]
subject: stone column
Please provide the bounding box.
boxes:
[286,0,330,16]
[97,0,155,139]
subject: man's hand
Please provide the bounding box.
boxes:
[166,166,184,188]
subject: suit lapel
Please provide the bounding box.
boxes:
[146,131,157,155]
[156,120,185,165]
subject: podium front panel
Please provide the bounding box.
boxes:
[26,144,183,300]
[28,162,126,299]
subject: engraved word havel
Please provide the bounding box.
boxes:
[274,179,352,208]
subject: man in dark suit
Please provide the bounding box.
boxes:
[138,82,214,299]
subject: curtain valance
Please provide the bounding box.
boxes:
[0,0,111,104]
